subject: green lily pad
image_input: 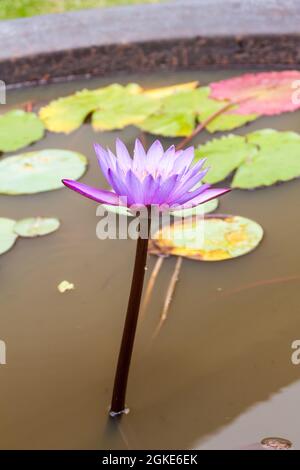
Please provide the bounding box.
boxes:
[138,113,196,137]
[92,89,160,131]
[0,149,87,195]
[196,134,253,184]
[157,89,205,114]
[137,86,257,136]
[137,89,200,137]
[0,218,18,255]
[233,129,300,188]
[0,110,44,152]
[149,215,264,261]
[195,129,300,189]
[14,217,60,237]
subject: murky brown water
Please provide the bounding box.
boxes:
[1,70,300,450]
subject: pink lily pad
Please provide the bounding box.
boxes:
[210,70,300,115]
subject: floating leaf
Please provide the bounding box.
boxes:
[0,110,44,152]
[196,134,253,184]
[233,129,300,188]
[14,217,60,237]
[39,83,159,134]
[39,88,103,133]
[196,87,258,133]
[138,86,257,136]
[58,280,75,293]
[138,112,195,137]
[149,215,264,261]
[0,149,87,195]
[91,91,160,131]
[157,89,205,114]
[144,81,199,99]
[137,89,201,137]
[210,70,300,115]
[0,218,18,255]
[195,129,300,189]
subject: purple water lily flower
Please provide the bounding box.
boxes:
[63,139,230,209]
[62,138,231,417]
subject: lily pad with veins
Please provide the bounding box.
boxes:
[195,129,300,189]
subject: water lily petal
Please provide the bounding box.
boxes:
[146,140,164,173]
[177,187,231,208]
[62,179,121,205]
[126,170,144,205]
[168,168,210,203]
[172,146,194,174]
[107,167,129,198]
[152,174,179,205]
[183,158,207,180]
[116,138,133,171]
[133,138,147,174]
[160,145,176,175]
[94,143,116,182]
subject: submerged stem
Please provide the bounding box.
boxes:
[153,256,183,339]
[110,220,151,416]
[140,256,164,320]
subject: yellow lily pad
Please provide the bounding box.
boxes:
[39,83,157,134]
[149,215,264,261]
[144,81,199,99]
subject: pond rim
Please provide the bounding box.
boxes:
[0,0,299,87]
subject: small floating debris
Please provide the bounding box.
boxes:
[58,280,75,293]
[261,437,292,450]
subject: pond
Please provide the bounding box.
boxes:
[1,69,300,450]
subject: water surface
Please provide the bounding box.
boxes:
[1,70,300,449]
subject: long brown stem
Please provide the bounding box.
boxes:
[110,220,151,416]
[176,101,234,151]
